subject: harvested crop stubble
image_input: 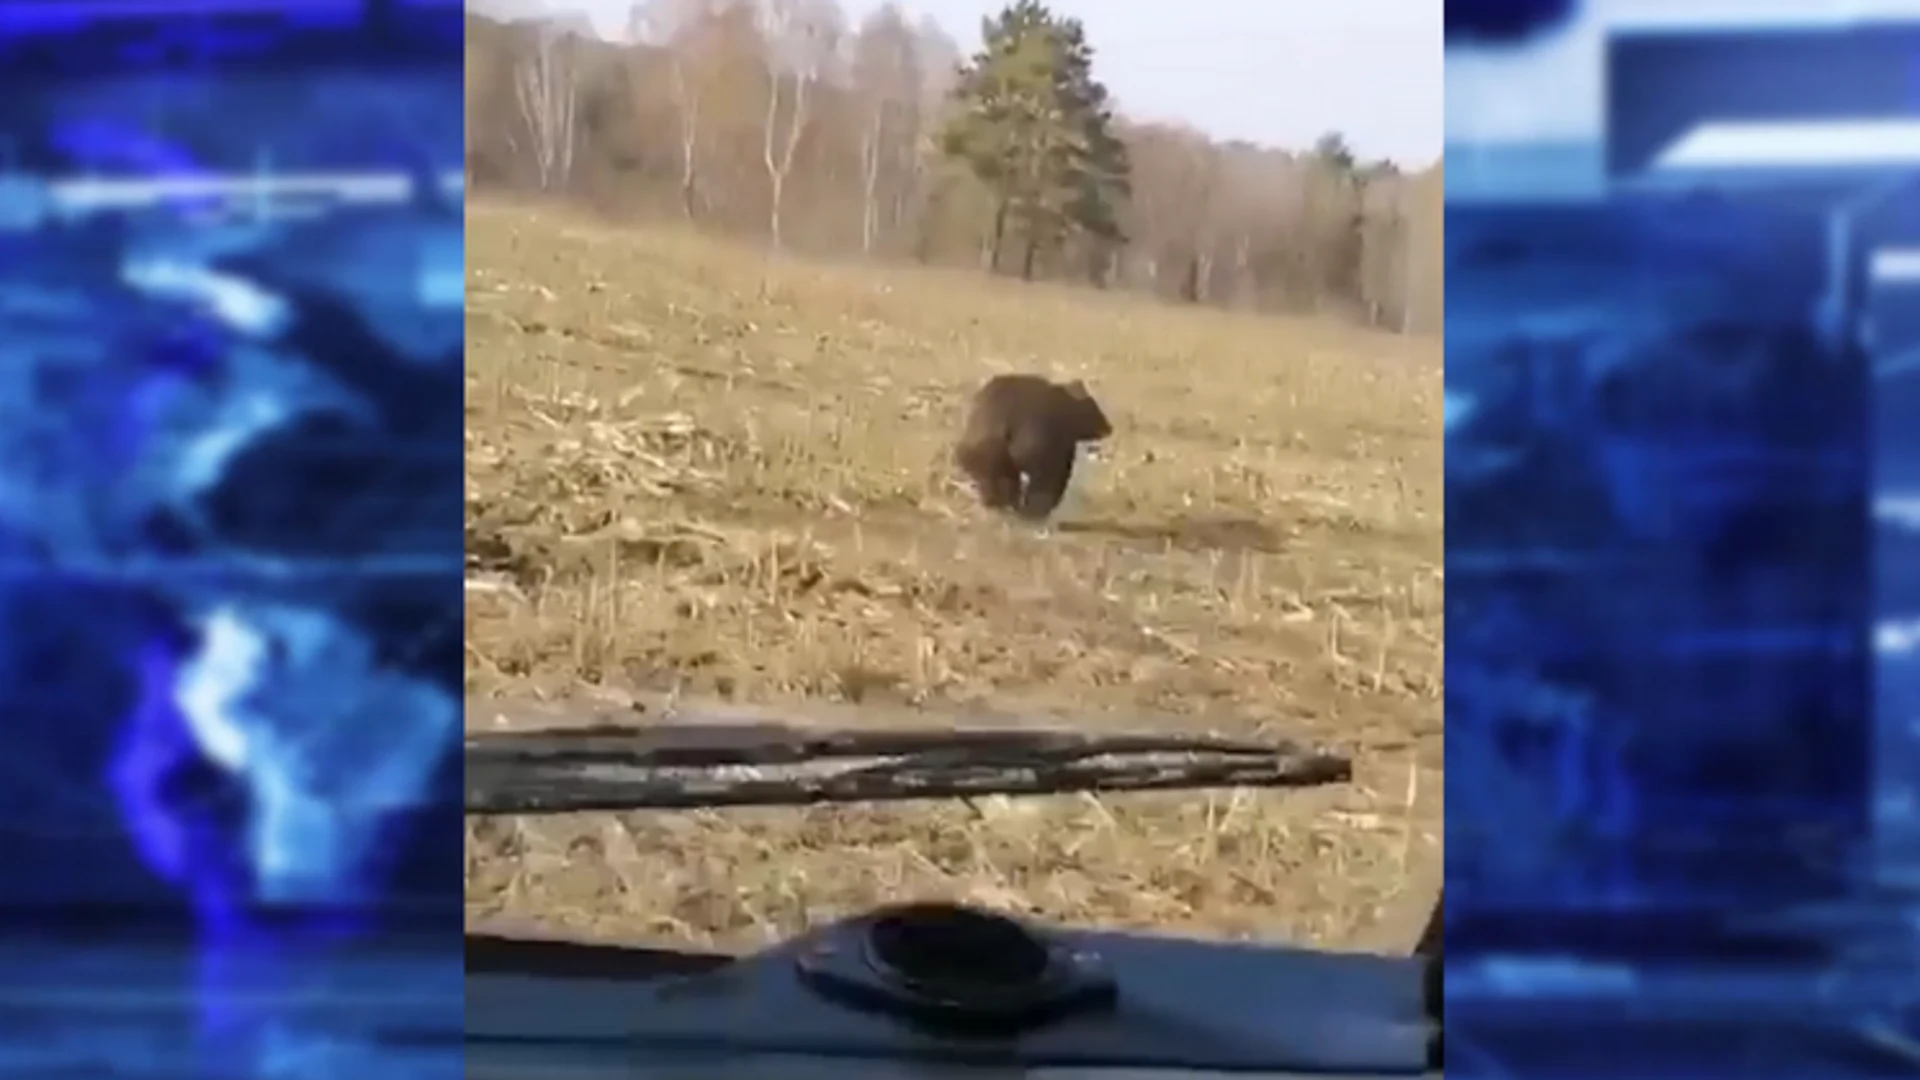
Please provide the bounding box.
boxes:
[464,202,1444,955]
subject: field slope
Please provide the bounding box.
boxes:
[464,201,1444,953]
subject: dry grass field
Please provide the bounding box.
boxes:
[463,201,1445,955]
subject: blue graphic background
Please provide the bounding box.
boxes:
[1445,0,1918,1071]
[0,3,464,1076]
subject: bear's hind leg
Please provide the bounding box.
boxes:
[975,459,1021,510]
[1015,447,1075,520]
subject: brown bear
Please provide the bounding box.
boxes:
[954,373,1112,520]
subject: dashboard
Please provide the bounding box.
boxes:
[463,1053,1437,1080]
[466,902,1441,1079]
[7,901,1437,1075]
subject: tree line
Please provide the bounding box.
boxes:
[465,0,1443,334]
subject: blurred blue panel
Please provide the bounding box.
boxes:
[1874,183,1920,919]
[1445,0,1580,47]
[1448,197,1869,924]
[1446,8,1917,1073]
[1608,27,1920,178]
[0,1,463,1076]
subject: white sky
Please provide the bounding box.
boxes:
[483,0,1444,166]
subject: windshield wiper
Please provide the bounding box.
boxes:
[465,720,1352,814]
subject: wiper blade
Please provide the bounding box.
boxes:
[465,720,1352,814]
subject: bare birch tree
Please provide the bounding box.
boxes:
[898,15,959,260]
[464,41,485,164]
[849,4,920,254]
[757,0,838,249]
[631,0,714,220]
[511,24,578,192]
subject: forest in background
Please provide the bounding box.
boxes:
[465,0,1444,335]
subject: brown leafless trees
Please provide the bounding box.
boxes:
[849,3,924,255]
[509,22,578,192]
[465,4,1441,334]
[757,0,838,249]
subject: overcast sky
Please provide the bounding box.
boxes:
[484,0,1444,166]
